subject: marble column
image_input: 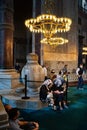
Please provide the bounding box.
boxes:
[0,0,20,90]
[0,0,14,69]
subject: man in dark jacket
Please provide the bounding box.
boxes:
[76,64,84,90]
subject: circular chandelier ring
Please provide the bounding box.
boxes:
[40,37,68,46]
[25,14,72,34]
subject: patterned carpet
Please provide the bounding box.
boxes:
[20,85,87,130]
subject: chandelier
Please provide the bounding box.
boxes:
[40,37,68,45]
[25,14,72,39]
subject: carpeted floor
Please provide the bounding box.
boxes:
[20,85,87,130]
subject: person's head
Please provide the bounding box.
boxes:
[8,108,20,120]
[15,62,18,65]
[4,104,12,113]
[51,69,55,73]
[59,70,62,75]
[64,64,68,68]
[51,74,57,81]
[80,64,83,68]
[42,64,47,68]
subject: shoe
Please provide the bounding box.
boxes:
[53,105,57,110]
[64,105,68,109]
[59,107,63,111]
[48,103,54,107]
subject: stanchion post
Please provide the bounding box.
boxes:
[22,75,30,99]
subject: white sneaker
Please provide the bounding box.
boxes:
[60,107,63,111]
[48,103,53,107]
[64,105,68,109]
[53,105,57,110]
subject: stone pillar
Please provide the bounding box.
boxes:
[0,0,21,90]
[0,0,14,69]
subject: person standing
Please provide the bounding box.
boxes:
[50,69,56,80]
[61,65,68,76]
[15,62,21,73]
[76,64,84,90]
[61,65,69,104]
[42,65,48,80]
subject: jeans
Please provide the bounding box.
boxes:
[77,75,84,89]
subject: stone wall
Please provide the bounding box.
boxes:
[44,60,77,77]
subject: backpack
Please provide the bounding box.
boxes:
[39,85,48,102]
